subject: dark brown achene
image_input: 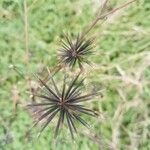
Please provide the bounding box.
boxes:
[27,73,100,138]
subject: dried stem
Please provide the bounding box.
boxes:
[23,0,35,102]
[81,0,136,39]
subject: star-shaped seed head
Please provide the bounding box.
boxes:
[59,34,94,69]
[27,73,100,138]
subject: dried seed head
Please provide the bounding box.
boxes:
[59,34,94,70]
[27,73,101,138]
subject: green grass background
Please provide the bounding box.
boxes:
[0,0,150,150]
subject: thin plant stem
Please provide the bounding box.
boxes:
[23,0,35,102]
[81,0,136,39]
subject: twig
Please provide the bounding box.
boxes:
[23,0,35,102]
[82,0,136,38]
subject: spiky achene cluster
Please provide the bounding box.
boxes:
[59,34,94,69]
[27,73,99,138]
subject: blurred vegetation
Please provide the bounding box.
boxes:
[0,0,150,150]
